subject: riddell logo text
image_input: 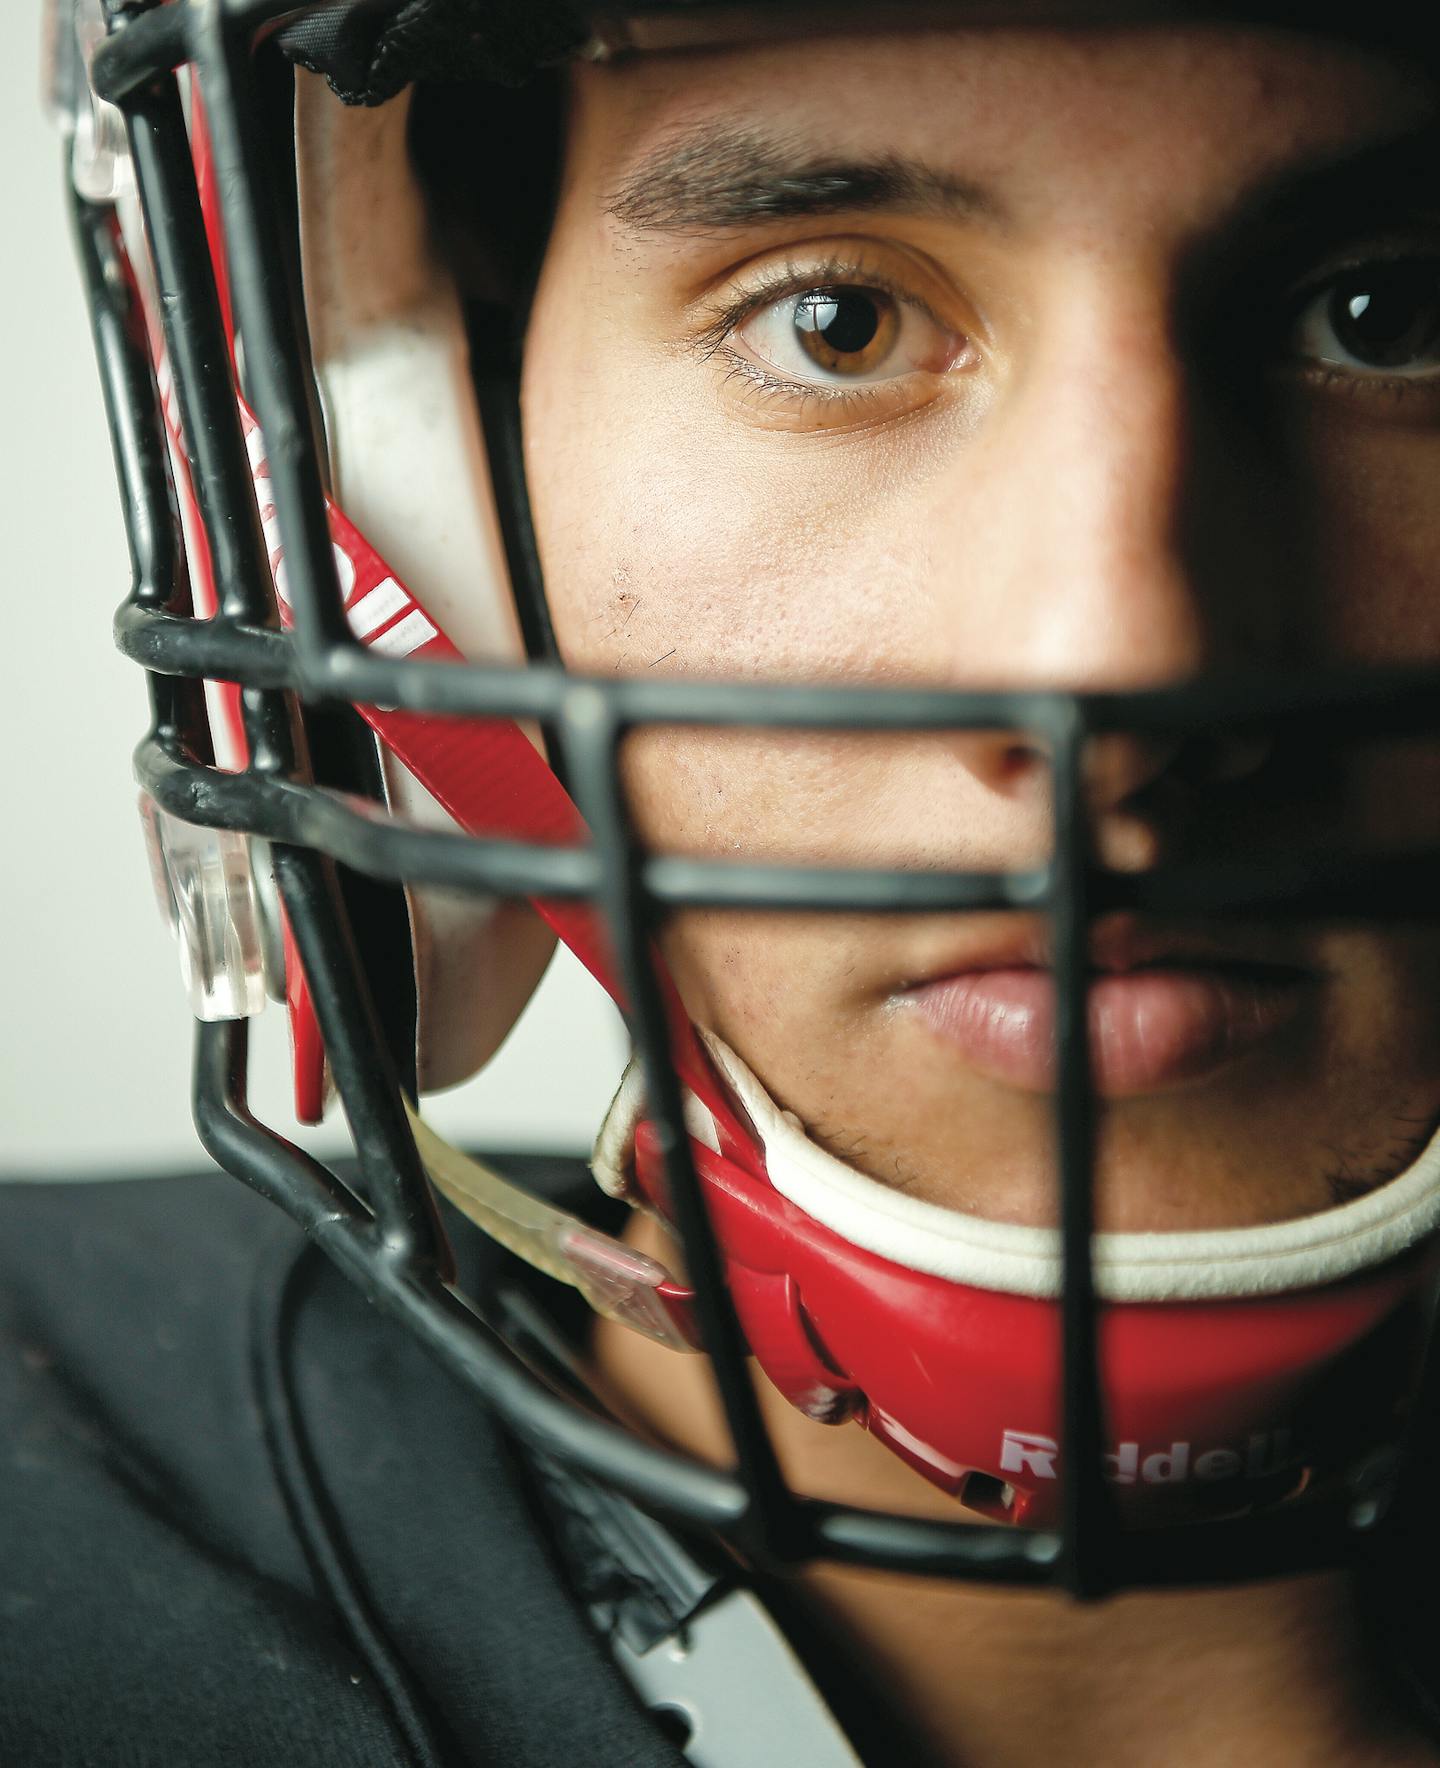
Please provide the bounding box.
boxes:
[998,1427,1294,1486]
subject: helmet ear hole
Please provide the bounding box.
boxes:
[648,1706,695,1751]
[958,1473,1017,1522]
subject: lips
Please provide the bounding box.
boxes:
[899,919,1315,1097]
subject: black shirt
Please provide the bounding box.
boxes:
[0,1166,689,1768]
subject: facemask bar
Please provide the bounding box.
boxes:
[73,0,1440,1599]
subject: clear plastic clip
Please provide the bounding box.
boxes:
[407,1105,700,1353]
[554,1222,700,1353]
[48,1,133,204]
[140,795,282,1021]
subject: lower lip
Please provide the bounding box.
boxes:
[903,967,1310,1097]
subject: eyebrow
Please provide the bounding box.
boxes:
[1232,126,1440,241]
[1183,125,1440,292]
[607,125,1004,233]
[608,116,1440,252]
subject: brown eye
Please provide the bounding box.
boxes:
[1293,261,1440,377]
[735,279,961,390]
[793,287,899,374]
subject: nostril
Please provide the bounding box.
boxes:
[1177,730,1274,786]
[998,740,1047,783]
[950,731,1053,796]
[1082,734,1184,814]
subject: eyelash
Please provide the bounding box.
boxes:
[1290,362,1440,418]
[716,353,895,421]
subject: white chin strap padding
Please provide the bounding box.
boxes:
[594,1031,1440,1304]
[294,73,555,1092]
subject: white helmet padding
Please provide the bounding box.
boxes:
[594,1030,1440,1303]
[294,73,555,1093]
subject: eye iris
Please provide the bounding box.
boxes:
[794,287,897,373]
[1328,266,1440,370]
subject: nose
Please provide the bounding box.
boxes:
[934,267,1280,813]
[934,268,1286,683]
[949,725,1271,804]
[950,730,1182,809]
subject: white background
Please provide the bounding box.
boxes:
[0,8,627,1177]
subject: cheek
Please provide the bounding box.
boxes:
[523,354,985,1045]
[1315,928,1440,1094]
[658,910,884,1053]
[522,299,1067,890]
[538,435,919,682]
[524,291,958,686]
[526,336,939,861]
[1281,415,1440,660]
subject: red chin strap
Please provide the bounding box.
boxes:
[633,1119,1438,1526]
[145,93,1440,1530]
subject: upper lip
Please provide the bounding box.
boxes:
[903,913,1317,988]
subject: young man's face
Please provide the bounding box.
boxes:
[522,18,1440,1232]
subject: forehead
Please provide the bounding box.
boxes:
[568,26,1436,241]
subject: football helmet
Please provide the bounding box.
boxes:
[47,0,1440,1602]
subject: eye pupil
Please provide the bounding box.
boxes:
[797,289,881,356]
[791,286,898,374]
[1328,268,1440,369]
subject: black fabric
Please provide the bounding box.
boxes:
[277,1,588,104]
[276,0,1439,108]
[0,1169,688,1768]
